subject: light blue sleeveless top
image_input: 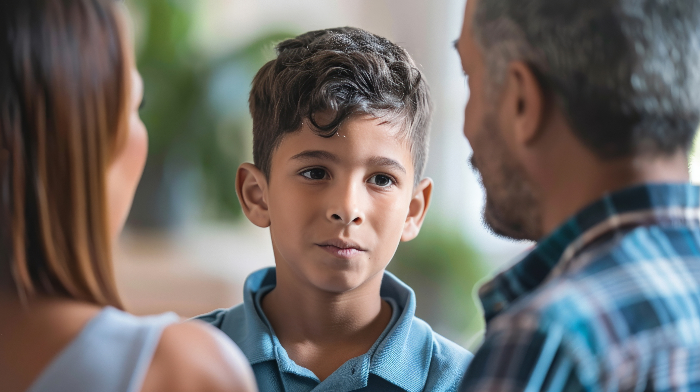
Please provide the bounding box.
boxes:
[28,306,179,392]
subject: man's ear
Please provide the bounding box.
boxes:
[236,163,271,228]
[503,61,546,145]
[401,178,433,242]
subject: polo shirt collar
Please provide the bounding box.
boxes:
[370,271,433,392]
[479,183,700,323]
[222,267,278,365]
[231,267,434,392]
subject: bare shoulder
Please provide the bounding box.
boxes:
[140,320,257,392]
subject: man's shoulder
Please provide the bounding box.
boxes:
[472,223,700,391]
[556,224,700,320]
[575,223,700,275]
[492,223,700,351]
[534,223,696,294]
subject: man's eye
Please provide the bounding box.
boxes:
[368,174,394,187]
[300,168,328,180]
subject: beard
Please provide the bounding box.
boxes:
[469,112,543,242]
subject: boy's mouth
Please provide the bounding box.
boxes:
[316,239,366,259]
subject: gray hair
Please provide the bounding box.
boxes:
[472,0,700,158]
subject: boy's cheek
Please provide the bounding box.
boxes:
[269,191,324,242]
[368,202,411,244]
[370,190,413,222]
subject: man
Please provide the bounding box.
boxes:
[455,0,700,390]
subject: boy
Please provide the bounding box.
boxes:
[196,27,472,391]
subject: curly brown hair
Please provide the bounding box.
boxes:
[249,27,432,186]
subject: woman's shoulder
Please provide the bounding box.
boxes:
[140,320,257,392]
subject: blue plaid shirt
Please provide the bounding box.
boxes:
[460,183,700,392]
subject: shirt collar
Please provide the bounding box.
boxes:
[479,183,700,323]
[370,270,434,392]
[221,267,278,365]
[231,267,435,392]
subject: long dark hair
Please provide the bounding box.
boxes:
[0,0,130,307]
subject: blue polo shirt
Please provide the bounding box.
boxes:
[196,267,472,392]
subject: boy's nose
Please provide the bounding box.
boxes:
[328,210,364,225]
[326,184,365,225]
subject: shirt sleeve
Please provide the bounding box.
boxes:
[459,321,589,392]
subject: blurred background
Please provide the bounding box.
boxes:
[121,0,700,350]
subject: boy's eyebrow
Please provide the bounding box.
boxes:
[290,150,339,162]
[453,39,460,54]
[291,151,406,173]
[367,156,406,174]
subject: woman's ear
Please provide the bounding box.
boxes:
[236,163,271,228]
[401,178,433,242]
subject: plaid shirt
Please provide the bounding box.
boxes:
[460,183,700,392]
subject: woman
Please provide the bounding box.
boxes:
[0,1,256,391]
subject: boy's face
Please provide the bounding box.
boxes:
[241,115,431,294]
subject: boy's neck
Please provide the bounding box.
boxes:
[261,264,392,381]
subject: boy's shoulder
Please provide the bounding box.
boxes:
[194,304,245,330]
[196,269,473,391]
[400,314,472,362]
[428,329,473,391]
[380,271,471,359]
[195,302,276,366]
[375,271,473,390]
[425,320,473,365]
[193,304,250,348]
[194,267,274,335]
[393,315,473,392]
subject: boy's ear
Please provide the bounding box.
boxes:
[401,178,433,242]
[236,163,271,228]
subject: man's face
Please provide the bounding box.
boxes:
[266,116,418,293]
[456,0,542,241]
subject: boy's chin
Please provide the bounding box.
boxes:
[306,269,382,294]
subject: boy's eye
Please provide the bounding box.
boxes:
[300,168,328,180]
[368,174,394,187]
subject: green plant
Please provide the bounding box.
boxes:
[128,0,295,224]
[388,221,487,344]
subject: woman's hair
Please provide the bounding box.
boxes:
[0,0,130,307]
